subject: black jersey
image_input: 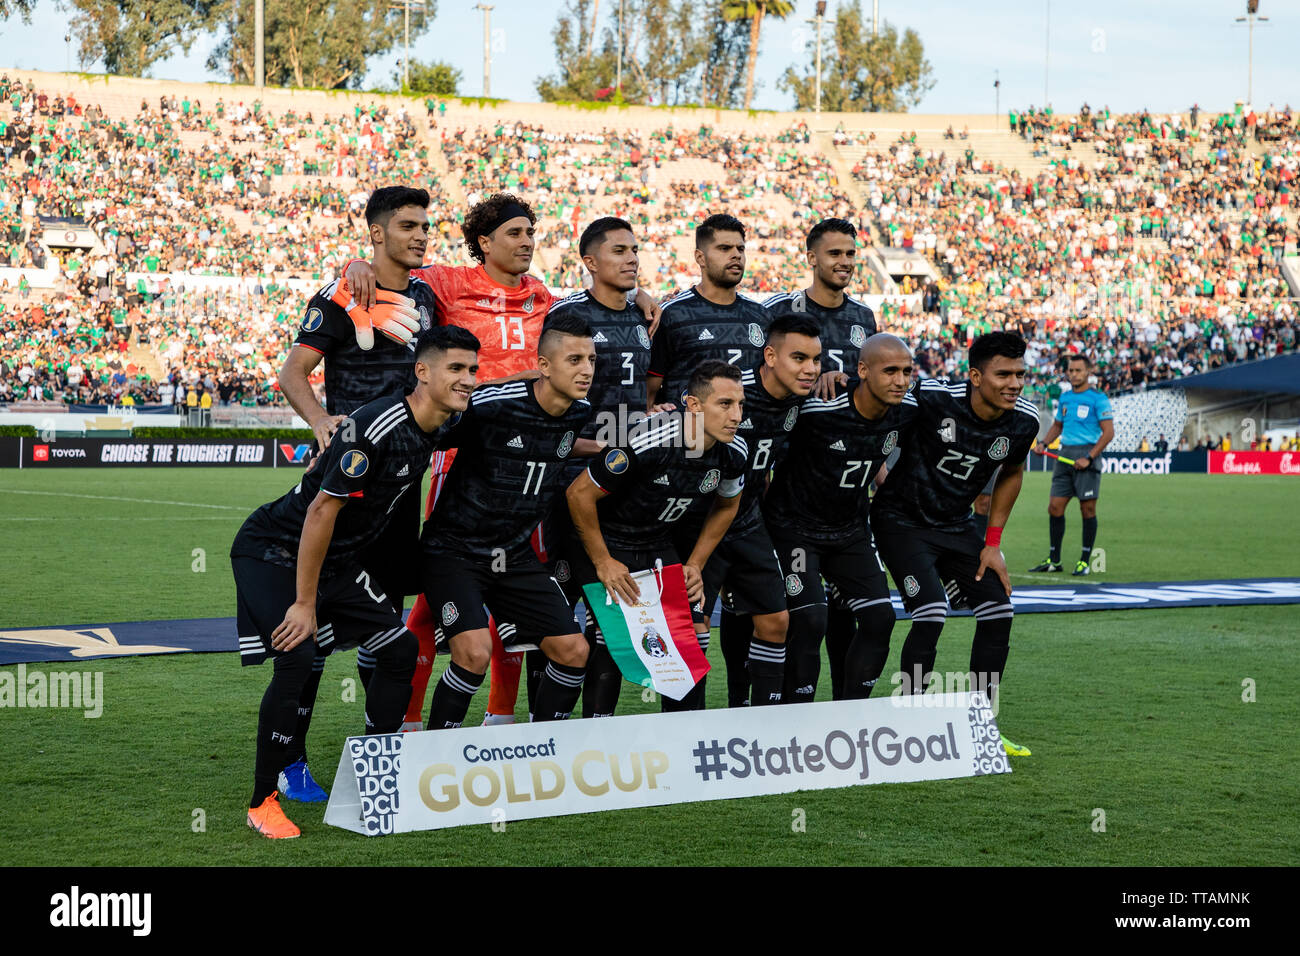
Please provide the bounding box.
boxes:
[231,394,448,576]
[585,413,747,552]
[424,381,592,561]
[764,384,918,543]
[548,290,653,438]
[296,276,439,415]
[727,365,804,538]
[648,287,769,404]
[872,379,1041,532]
[763,289,877,375]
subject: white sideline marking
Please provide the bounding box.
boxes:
[0,489,250,510]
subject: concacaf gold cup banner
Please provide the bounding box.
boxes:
[324,692,1008,835]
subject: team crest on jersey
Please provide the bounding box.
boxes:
[850,325,867,347]
[784,407,799,431]
[882,430,898,455]
[747,323,765,347]
[557,430,575,459]
[441,603,459,626]
[301,307,324,333]
[785,574,804,596]
[636,325,652,349]
[604,448,629,474]
[989,436,1010,460]
[699,469,721,493]
[641,626,670,659]
[522,294,535,314]
[340,450,368,477]
[903,575,920,597]
[554,560,571,583]
[418,306,432,331]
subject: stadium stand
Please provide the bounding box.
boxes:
[0,69,1296,422]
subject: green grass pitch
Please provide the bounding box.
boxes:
[1,469,1297,865]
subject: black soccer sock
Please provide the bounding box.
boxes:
[581,626,623,718]
[783,605,827,705]
[252,642,314,807]
[356,647,376,698]
[973,511,989,536]
[747,638,785,706]
[525,648,547,716]
[825,604,856,701]
[898,602,947,695]
[971,604,1013,708]
[1080,516,1098,561]
[426,661,483,729]
[364,629,416,734]
[842,601,898,699]
[719,609,754,707]
[534,659,586,721]
[1048,515,1065,563]
[285,648,326,765]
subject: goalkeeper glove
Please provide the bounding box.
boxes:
[330,279,422,351]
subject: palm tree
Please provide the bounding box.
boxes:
[722,0,796,111]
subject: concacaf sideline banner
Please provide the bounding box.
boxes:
[324,692,1008,836]
[1208,450,1300,475]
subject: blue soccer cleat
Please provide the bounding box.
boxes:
[278,759,328,802]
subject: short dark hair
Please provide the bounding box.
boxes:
[1066,353,1092,367]
[686,360,743,400]
[969,331,1027,372]
[696,214,745,249]
[414,324,480,364]
[365,186,430,227]
[579,216,634,258]
[462,192,536,264]
[806,218,857,251]
[539,311,594,356]
[765,312,822,345]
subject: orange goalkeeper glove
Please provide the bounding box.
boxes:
[330,279,422,351]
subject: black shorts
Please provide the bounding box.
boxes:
[1049,444,1101,501]
[356,483,422,604]
[768,524,892,614]
[420,550,578,645]
[707,524,788,617]
[870,520,1011,617]
[233,556,405,667]
[563,540,710,627]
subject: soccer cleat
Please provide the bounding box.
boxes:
[1001,734,1031,757]
[247,792,301,839]
[278,759,328,802]
[1027,559,1063,573]
[400,720,424,734]
[1072,560,1091,576]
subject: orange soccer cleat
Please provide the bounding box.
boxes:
[247,791,301,839]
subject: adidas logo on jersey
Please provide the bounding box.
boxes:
[653,474,670,486]
[697,328,714,340]
[476,298,491,308]
[396,464,410,477]
[592,331,608,343]
[830,440,846,451]
[739,418,753,430]
[507,436,524,449]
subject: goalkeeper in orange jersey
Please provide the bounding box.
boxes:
[270,186,437,803]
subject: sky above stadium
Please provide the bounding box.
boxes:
[0,0,1293,115]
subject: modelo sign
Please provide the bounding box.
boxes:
[1209,451,1300,476]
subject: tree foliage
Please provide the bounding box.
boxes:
[0,0,39,24]
[206,0,433,90]
[778,1,934,112]
[64,0,218,76]
[721,0,795,111]
[396,58,461,96]
[536,0,751,109]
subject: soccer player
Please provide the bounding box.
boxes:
[761,217,878,697]
[232,325,479,838]
[421,313,598,728]
[697,312,823,707]
[273,185,436,800]
[870,331,1041,755]
[764,333,917,703]
[646,214,770,409]
[565,360,748,715]
[343,195,660,729]
[1029,353,1114,576]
